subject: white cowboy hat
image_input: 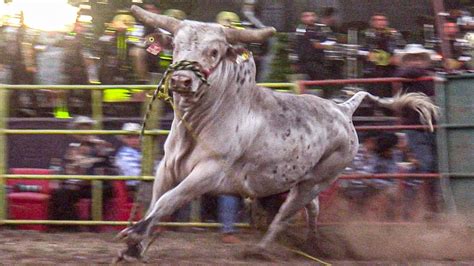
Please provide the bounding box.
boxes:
[119,123,141,141]
[72,116,96,126]
[122,122,141,132]
[394,44,437,61]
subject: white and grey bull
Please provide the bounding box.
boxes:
[115,5,438,261]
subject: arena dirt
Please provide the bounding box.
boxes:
[1,221,474,265]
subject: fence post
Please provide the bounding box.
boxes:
[91,89,103,221]
[0,86,7,223]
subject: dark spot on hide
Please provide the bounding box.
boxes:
[285,129,291,137]
[240,77,245,85]
[292,165,297,170]
[235,125,239,132]
[236,74,241,83]
[236,86,241,94]
[244,175,248,180]
[280,102,289,112]
[307,144,311,150]
[296,117,302,124]
[272,168,277,174]
[296,156,299,159]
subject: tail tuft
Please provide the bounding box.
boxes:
[339,91,439,132]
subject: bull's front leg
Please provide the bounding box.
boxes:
[114,161,222,262]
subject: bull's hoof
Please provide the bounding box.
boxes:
[116,220,150,244]
[112,243,148,264]
[241,245,276,261]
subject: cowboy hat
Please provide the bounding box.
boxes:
[394,44,437,61]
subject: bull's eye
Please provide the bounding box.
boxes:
[211,49,219,58]
[148,36,155,43]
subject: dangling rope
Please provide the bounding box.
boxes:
[127,60,209,226]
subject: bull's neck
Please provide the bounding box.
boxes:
[172,58,258,131]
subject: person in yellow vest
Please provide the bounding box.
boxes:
[216,11,243,29]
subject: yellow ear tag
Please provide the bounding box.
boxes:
[241,50,250,61]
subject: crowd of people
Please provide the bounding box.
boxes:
[291,7,474,221]
[1,3,473,233]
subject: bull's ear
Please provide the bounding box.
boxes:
[226,46,248,62]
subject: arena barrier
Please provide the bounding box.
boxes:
[0,83,296,227]
[0,76,458,228]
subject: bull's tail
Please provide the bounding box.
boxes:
[339,91,439,131]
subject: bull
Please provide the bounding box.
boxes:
[115,5,439,262]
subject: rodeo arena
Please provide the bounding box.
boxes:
[1,0,474,264]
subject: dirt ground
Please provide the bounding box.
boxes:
[2,223,474,265]
[0,228,318,265]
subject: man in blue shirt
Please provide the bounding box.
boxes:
[115,123,142,189]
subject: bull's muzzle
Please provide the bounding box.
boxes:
[170,73,194,94]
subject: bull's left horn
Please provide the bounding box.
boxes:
[131,5,180,34]
[224,27,276,44]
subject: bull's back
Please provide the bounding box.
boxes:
[238,89,355,196]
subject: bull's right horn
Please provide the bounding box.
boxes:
[131,5,180,34]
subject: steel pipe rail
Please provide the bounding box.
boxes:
[0,219,251,228]
[0,83,294,90]
[0,80,447,227]
[2,174,155,181]
[339,173,440,179]
[299,76,437,86]
[0,129,170,135]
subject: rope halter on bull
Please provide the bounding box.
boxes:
[127,59,209,226]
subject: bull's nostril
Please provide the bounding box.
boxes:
[184,79,192,87]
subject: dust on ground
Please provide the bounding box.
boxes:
[2,221,474,265]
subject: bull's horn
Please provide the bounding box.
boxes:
[224,27,276,44]
[131,5,180,34]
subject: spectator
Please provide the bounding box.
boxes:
[319,7,343,81]
[218,195,242,244]
[48,116,115,230]
[5,12,38,117]
[115,123,142,191]
[8,13,37,85]
[63,22,89,85]
[344,132,412,221]
[294,11,333,81]
[393,44,437,173]
[363,13,404,97]
[393,44,441,218]
[63,20,91,116]
[369,132,404,221]
[438,20,469,71]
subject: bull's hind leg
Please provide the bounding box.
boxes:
[256,180,329,251]
[305,197,319,236]
[115,161,222,262]
[254,151,350,257]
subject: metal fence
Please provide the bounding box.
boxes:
[0,82,296,227]
[0,76,453,227]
